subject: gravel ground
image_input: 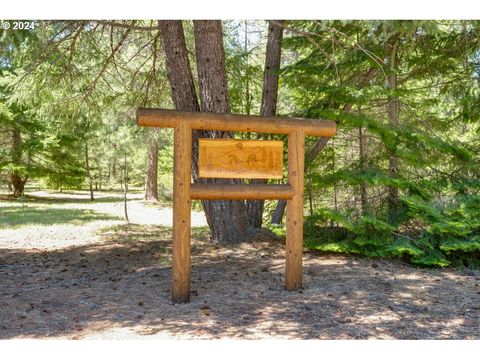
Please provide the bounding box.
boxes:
[0,190,479,339]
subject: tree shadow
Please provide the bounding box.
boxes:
[0,224,478,339]
[0,206,122,228]
[6,195,134,205]
[2,193,173,208]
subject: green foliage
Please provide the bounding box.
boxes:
[0,20,174,194]
[304,192,480,267]
[0,91,87,190]
[274,20,480,268]
[1,20,480,269]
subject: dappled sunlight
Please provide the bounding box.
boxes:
[0,189,207,228]
[0,192,479,339]
[308,258,351,267]
[354,311,402,325]
[0,221,125,250]
[3,220,478,340]
[396,292,414,299]
[0,190,207,250]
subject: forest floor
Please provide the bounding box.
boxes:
[0,189,479,339]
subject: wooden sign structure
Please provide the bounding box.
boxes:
[137,108,337,303]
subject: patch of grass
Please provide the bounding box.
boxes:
[0,205,122,228]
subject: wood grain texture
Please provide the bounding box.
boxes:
[198,139,283,179]
[190,183,294,200]
[285,130,305,291]
[172,121,192,303]
[137,108,337,137]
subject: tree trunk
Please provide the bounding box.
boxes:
[159,20,254,243]
[193,20,253,243]
[386,38,400,225]
[158,21,200,113]
[243,21,251,116]
[145,128,159,201]
[85,141,94,202]
[95,156,102,191]
[308,179,314,216]
[247,20,284,228]
[111,143,117,180]
[332,138,338,216]
[271,200,287,225]
[124,151,129,223]
[10,128,26,197]
[358,124,367,215]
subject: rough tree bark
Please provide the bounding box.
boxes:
[271,68,376,224]
[158,21,199,113]
[246,20,284,229]
[158,20,254,243]
[144,128,159,201]
[193,20,253,243]
[85,140,94,202]
[10,128,27,197]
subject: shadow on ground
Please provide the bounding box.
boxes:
[2,194,134,205]
[1,192,173,209]
[0,224,479,339]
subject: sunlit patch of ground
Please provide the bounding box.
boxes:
[0,189,479,339]
[0,189,207,250]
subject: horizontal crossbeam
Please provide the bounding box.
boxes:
[137,108,336,137]
[189,183,295,200]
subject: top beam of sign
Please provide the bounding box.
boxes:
[137,108,337,137]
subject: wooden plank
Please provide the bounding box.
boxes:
[285,130,304,291]
[171,121,192,303]
[198,139,283,179]
[137,108,337,137]
[190,183,294,200]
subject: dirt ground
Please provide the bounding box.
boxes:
[1,190,479,339]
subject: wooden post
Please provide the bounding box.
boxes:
[285,130,305,290]
[172,121,192,303]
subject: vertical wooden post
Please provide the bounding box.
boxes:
[286,130,305,290]
[172,121,192,303]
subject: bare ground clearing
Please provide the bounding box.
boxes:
[0,190,479,339]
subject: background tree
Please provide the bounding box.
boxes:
[246,20,284,229]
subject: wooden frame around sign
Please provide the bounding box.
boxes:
[137,108,336,303]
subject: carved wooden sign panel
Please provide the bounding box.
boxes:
[199,139,283,179]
